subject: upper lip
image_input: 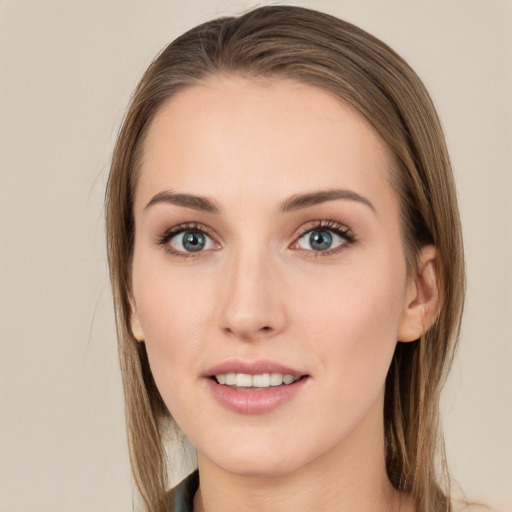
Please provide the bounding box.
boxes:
[204,359,306,378]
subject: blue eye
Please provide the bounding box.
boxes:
[296,228,348,252]
[169,230,216,253]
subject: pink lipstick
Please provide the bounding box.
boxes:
[204,359,309,414]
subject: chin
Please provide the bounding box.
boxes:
[198,437,318,479]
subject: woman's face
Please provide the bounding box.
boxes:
[130,76,419,477]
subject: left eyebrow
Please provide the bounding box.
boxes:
[280,189,376,214]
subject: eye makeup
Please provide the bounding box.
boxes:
[290,219,357,258]
[154,217,357,260]
[155,222,220,259]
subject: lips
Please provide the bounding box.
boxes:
[205,359,306,378]
[204,359,309,414]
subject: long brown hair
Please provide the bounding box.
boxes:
[105,6,465,511]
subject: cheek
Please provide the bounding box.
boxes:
[285,261,407,449]
[131,251,213,397]
[293,256,407,389]
[132,241,215,336]
[134,285,207,427]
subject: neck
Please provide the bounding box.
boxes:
[193,392,415,512]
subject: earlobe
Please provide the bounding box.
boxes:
[129,293,145,342]
[397,245,440,342]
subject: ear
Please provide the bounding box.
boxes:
[129,292,145,342]
[397,245,440,342]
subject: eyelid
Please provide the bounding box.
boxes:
[155,219,355,258]
[294,219,353,239]
[156,222,221,258]
[290,219,356,255]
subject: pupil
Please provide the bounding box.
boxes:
[183,232,205,252]
[310,231,332,251]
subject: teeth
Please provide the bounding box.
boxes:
[282,374,295,385]
[215,373,299,388]
[236,374,253,387]
[269,373,283,386]
[252,374,270,387]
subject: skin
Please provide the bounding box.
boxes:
[130,75,438,512]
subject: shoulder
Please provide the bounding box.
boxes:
[166,470,200,512]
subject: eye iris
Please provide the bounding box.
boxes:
[182,232,205,252]
[309,230,332,251]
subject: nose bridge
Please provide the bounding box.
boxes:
[217,241,286,339]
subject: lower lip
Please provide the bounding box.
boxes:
[206,377,308,414]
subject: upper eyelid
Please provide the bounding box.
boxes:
[294,220,352,236]
[157,222,219,245]
[163,222,214,236]
[156,223,221,259]
[291,220,356,249]
[156,219,354,247]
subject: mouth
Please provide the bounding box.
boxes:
[204,360,310,414]
[211,372,306,390]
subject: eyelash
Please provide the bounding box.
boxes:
[156,222,218,259]
[156,220,356,259]
[293,220,356,257]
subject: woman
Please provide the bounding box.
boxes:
[105,5,465,512]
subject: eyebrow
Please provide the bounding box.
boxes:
[144,188,376,215]
[280,189,376,214]
[145,191,219,213]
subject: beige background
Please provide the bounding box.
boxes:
[1,0,511,511]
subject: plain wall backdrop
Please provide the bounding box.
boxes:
[1,0,511,511]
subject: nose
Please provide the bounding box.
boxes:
[216,248,287,341]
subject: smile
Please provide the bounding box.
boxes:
[205,360,309,414]
[214,373,300,388]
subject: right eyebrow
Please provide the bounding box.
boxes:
[144,191,220,213]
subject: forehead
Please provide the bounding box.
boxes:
[135,75,396,213]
